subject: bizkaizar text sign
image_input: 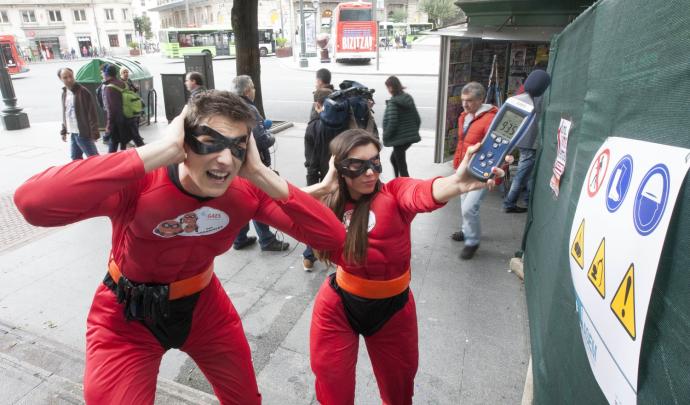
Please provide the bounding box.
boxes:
[569,137,690,404]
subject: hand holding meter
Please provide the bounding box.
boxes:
[468,70,551,181]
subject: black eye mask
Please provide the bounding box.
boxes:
[184,124,248,161]
[337,155,383,178]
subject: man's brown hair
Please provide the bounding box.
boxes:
[185,90,255,129]
[313,88,333,105]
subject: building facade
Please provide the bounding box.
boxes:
[151,0,282,30]
[0,0,136,60]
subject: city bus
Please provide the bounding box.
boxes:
[159,27,275,58]
[331,1,377,63]
[0,35,29,74]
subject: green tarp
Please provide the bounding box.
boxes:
[525,0,690,402]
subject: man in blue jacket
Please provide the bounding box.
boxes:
[231,75,289,251]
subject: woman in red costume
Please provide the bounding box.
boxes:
[302,129,508,405]
[14,91,343,404]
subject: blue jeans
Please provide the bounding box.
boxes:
[503,148,536,209]
[460,188,488,246]
[303,245,316,261]
[234,221,275,248]
[70,133,99,160]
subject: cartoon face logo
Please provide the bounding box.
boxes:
[152,207,230,238]
[180,212,199,233]
[154,219,183,238]
[342,209,376,233]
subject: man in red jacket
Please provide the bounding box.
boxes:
[451,82,498,259]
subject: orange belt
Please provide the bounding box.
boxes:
[335,267,410,299]
[108,259,214,300]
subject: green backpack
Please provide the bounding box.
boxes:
[107,84,144,119]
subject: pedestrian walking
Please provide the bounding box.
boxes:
[120,67,146,147]
[185,71,207,98]
[303,129,509,405]
[382,76,421,178]
[58,67,100,160]
[231,75,289,252]
[14,90,344,404]
[101,64,133,152]
[309,68,335,121]
[451,82,499,259]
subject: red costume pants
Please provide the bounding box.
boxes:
[83,275,261,405]
[310,278,419,405]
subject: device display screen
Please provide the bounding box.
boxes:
[493,109,526,139]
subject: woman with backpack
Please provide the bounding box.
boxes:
[119,68,146,147]
[382,76,421,177]
[303,129,509,404]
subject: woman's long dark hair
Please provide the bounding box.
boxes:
[317,129,382,265]
[384,75,405,96]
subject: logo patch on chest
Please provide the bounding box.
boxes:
[342,209,376,233]
[153,207,230,238]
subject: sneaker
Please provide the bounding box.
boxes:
[504,206,528,213]
[451,231,465,242]
[261,239,290,252]
[461,244,480,260]
[303,258,315,272]
[233,236,257,250]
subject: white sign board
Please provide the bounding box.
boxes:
[568,137,690,404]
[550,118,572,196]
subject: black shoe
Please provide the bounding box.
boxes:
[234,236,257,250]
[504,206,528,213]
[451,231,465,242]
[261,239,290,252]
[461,244,479,260]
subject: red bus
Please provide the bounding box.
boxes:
[331,1,377,63]
[0,35,29,75]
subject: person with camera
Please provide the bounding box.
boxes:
[302,129,510,405]
[14,90,345,404]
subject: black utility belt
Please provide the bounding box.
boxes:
[328,273,409,337]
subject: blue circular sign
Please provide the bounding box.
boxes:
[633,164,670,236]
[605,155,633,213]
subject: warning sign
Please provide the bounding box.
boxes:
[587,148,611,197]
[611,264,636,340]
[587,238,606,298]
[571,219,585,269]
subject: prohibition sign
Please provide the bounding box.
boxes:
[587,148,611,197]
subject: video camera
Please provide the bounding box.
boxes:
[328,80,375,102]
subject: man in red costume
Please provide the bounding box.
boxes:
[14,90,342,404]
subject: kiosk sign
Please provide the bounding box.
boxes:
[568,137,690,404]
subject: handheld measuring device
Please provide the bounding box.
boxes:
[468,70,551,181]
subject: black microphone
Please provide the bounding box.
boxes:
[523,70,551,98]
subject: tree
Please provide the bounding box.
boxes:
[231,1,264,116]
[390,8,407,23]
[133,15,153,40]
[419,0,461,26]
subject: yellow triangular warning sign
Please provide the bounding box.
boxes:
[571,219,585,269]
[587,238,606,298]
[611,264,636,340]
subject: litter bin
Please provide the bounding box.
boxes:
[161,73,189,123]
[184,53,215,90]
[75,57,154,129]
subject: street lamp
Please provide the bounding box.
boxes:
[0,50,29,130]
[299,0,308,67]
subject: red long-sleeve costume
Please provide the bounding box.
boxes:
[14,150,343,405]
[303,177,446,405]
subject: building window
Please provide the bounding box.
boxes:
[74,9,86,22]
[125,33,132,44]
[48,10,62,22]
[105,9,115,21]
[122,9,129,21]
[108,34,119,47]
[0,11,9,23]
[21,10,37,23]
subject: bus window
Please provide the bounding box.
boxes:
[259,29,273,44]
[1,43,15,66]
[340,9,372,21]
